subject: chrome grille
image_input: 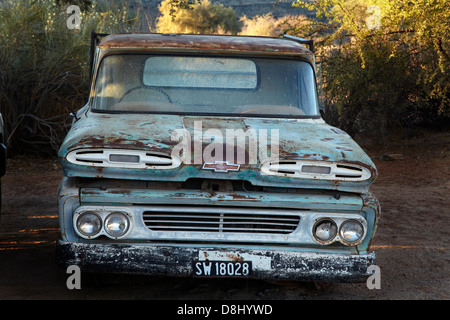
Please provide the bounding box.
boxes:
[142,206,300,234]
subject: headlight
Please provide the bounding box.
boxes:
[339,220,364,244]
[313,219,337,242]
[105,212,130,238]
[76,212,102,237]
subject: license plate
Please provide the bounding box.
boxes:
[193,261,252,277]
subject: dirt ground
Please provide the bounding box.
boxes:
[0,129,449,300]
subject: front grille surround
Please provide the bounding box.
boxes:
[71,202,367,247]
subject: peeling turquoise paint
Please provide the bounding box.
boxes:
[59,113,377,193]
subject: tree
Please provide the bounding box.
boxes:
[156,0,241,35]
[291,0,449,139]
[0,0,142,154]
[240,14,281,37]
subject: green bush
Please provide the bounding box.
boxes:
[0,0,142,155]
[156,0,241,34]
[240,14,280,37]
[292,0,449,140]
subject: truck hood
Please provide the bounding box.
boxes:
[59,112,377,193]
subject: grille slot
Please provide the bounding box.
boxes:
[143,206,300,234]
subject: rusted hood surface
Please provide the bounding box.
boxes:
[59,112,377,193]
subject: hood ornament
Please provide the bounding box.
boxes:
[202,161,240,173]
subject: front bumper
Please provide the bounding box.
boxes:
[56,241,376,283]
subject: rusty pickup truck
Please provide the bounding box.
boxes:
[56,33,380,283]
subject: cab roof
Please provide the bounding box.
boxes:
[97,33,314,61]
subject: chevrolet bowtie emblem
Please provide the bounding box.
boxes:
[202,161,241,173]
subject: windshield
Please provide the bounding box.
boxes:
[91,54,320,117]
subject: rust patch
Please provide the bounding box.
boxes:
[278,150,299,159]
[95,166,104,177]
[330,128,347,135]
[73,135,176,155]
[336,146,353,152]
[139,122,155,127]
[226,253,244,262]
[230,193,256,200]
[341,160,378,180]
[301,154,330,161]
[155,139,178,146]
[108,189,131,195]
[173,192,186,197]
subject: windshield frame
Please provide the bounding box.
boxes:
[89,52,321,119]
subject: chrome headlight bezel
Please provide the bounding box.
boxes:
[104,212,130,238]
[74,207,133,240]
[76,211,102,238]
[311,215,368,246]
[339,219,365,245]
[313,218,338,243]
